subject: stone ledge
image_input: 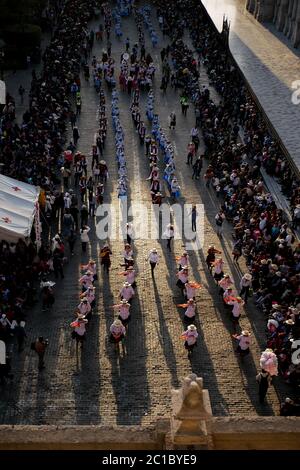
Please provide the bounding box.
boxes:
[212,416,300,432]
[0,424,167,450]
[0,418,300,450]
[212,417,300,450]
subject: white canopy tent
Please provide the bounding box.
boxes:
[0,174,40,243]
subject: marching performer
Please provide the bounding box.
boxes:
[218,274,234,295]
[213,257,224,283]
[82,259,97,281]
[181,324,198,358]
[223,286,235,307]
[232,330,251,358]
[176,266,189,294]
[112,299,131,328]
[70,315,88,349]
[176,251,189,271]
[118,266,137,289]
[226,296,244,331]
[184,281,201,301]
[81,286,96,309]
[206,245,221,272]
[79,270,94,291]
[77,297,92,321]
[109,318,126,352]
[120,281,135,303]
[147,248,159,275]
[123,243,134,270]
[177,299,196,324]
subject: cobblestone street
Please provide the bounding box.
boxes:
[0,4,292,426]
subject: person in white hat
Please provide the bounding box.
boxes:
[181,324,198,357]
[182,299,196,323]
[176,266,189,294]
[82,259,97,281]
[119,266,137,289]
[148,248,159,275]
[109,319,126,352]
[213,257,224,283]
[126,222,134,245]
[164,223,174,252]
[215,209,225,237]
[226,296,244,331]
[80,225,90,252]
[123,243,133,269]
[239,273,252,303]
[112,299,131,328]
[223,287,235,307]
[79,270,94,291]
[219,274,234,295]
[81,286,96,308]
[184,281,198,301]
[77,297,92,321]
[177,251,189,271]
[120,282,135,303]
[206,245,221,272]
[233,330,251,358]
[51,234,61,253]
[72,314,88,346]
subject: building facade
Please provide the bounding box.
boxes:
[246,0,300,47]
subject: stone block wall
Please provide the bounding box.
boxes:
[1,418,300,450]
[0,376,300,450]
[246,0,300,47]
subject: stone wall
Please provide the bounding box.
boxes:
[246,0,300,47]
[211,417,300,450]
[1,418,300,450]
[0,376,300,450]
[0,424,168,450]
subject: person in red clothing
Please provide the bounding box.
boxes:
[33,336,48,370]
[204,165,214,188]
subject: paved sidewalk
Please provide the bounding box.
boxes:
[202,0,300,172]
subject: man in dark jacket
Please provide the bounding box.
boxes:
[33,337,48,370]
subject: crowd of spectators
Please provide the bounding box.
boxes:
[155,0,300,393]
[0,0,100,383]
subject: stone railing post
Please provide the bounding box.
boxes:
[170,374,213,449]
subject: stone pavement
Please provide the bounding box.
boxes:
[0,5,294,426]
[201,0,300,173]
[4,33,51,124]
